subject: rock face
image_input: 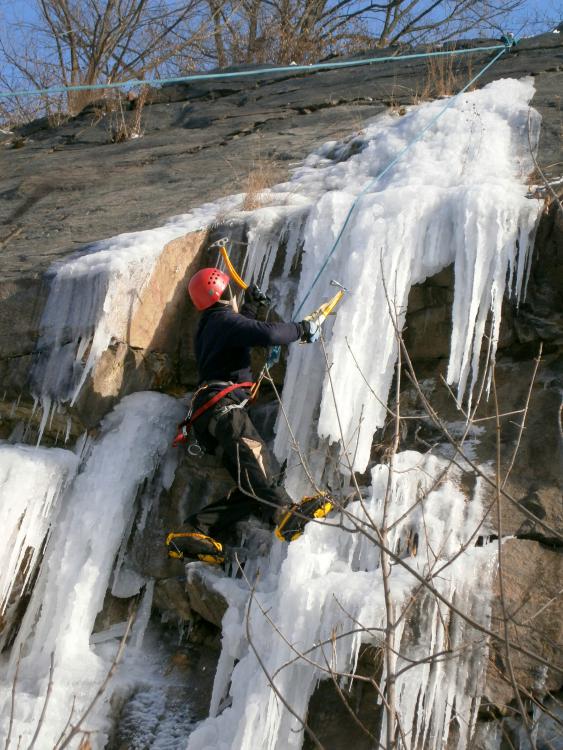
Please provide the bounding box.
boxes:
[0,229,206,438]
[486,540,562,709]
[0,30,561,750]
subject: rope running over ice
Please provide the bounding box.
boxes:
[259,40,511,371]
[292,42,511,320]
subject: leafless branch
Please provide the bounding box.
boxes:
[27,651,56,750]
[56,601,138,749]
[4,645,23,750]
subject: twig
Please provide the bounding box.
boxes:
[241,561,325,749]
[332,498,562,675]
[0,226,23,249]
[27,652,56,750]
[4,644,23,750]
[502,343,542,489]
[53,698,76,750]
[402,363,562,540]
[528,109,563,215]
[318,638,382,747]
[492,370,535,745]
[57,604,137,749]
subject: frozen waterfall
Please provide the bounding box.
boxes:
[0,393,183,748]
[0,73,543,750]
[187,453,497,750]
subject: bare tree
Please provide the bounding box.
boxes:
[0,0,210,118]
[199,0,530,67]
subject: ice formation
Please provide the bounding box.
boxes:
[187,452,497,750]
[0,392,183,748]
[184,77,540,749]
[0,444,78,649]
[0,74,543,750]
[269,77,542,487]
[31,196,241,438]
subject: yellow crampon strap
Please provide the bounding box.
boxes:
[165,531,225,565]
[274,493,333,542]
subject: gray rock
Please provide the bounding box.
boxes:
[0,33,560,286]
[184,563,228,628]
[485,539,563,711]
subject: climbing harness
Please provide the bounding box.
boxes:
[172,381,255,447]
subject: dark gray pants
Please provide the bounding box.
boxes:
[187,404,291,543]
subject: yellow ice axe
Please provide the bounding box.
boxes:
[209,237,248,290]
[250,280,348,400]
[302,282,346,329]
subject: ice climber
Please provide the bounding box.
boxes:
[165,267,333,565]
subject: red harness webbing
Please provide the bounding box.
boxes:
[172,382,254,447]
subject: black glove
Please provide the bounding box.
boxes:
[246,283,270,307]
[298,319,321,343]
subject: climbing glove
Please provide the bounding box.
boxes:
[298,319,321,343]
[246,283,270,307]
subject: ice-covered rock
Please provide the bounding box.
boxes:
[0,444,78,649]
[0,392,184,749]
[187,452,497,750]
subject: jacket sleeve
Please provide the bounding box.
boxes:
[240,299,259,320]
[227,313,301,347]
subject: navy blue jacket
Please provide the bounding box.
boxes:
[195,302,300,395]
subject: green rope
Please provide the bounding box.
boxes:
[292,43,510,320]
[0,44,506,100]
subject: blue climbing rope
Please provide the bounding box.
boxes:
[0,44,507,100]
[258,40,511,373]
[292,42,511,320]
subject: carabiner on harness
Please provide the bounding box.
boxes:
[188,441,204,457]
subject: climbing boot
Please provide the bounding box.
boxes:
[274,493,334,542]
[165,531,225,565]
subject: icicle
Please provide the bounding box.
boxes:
[31,197,241,410]
[273,77,542,478]
[0,444,78,644]
[0,392,184,748]
[187,452,497,750]
[130,580,155,652]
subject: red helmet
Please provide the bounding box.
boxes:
[188,267,230,310]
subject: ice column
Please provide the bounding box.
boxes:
[0,444,78,648]
[31,198,241,421]
[273,78,542,483]
[187,451,497,750]
[0,392,184,749]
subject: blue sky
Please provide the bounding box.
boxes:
[1,0,560,35]
[0,0,560,89]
